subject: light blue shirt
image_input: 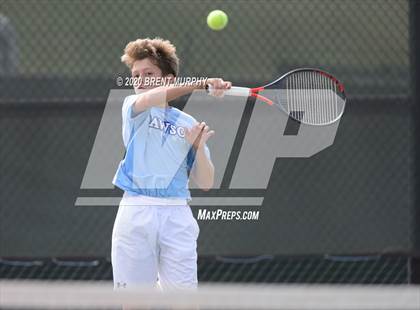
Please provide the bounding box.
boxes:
[112,95,211,199]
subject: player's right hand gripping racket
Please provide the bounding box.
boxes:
[210,68,346,126]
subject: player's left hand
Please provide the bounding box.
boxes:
[185,122,215,150]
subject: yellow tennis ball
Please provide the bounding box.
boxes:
[207,10,228,31]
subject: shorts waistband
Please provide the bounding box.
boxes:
[121,192,188,206]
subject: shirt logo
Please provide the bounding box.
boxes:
[149,116,185,138]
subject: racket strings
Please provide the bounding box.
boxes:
[285,72,341,125]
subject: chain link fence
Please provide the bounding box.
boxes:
[0,256,412,284]
[0,0,410,100]
[0,0,417,283]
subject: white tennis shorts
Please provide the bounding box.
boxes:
[111,193,199,290]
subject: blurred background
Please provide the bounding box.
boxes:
[0,0,419,285]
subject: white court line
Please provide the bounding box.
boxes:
[1,281,419,309]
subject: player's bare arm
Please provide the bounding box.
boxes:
[133,75,232,115]
[185,121,215,191]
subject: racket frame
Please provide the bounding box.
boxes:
[210,68,346,125]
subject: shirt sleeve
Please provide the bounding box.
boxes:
[122,95,150,146]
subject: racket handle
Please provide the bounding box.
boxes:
[207,85,251,97]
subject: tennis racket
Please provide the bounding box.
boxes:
[209,68,346,126]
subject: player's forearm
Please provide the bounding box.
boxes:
[133,83,205,114]
[192,147,214,191]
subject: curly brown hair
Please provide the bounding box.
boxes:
[121,37,179,76]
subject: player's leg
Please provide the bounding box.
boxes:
[111,202,159,289]
[158,205,199,291]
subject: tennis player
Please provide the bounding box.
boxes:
[111,38,230,291]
